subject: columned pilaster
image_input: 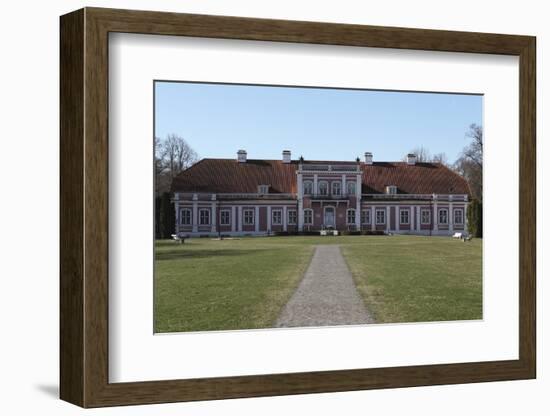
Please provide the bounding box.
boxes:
[342,174,347,197]
[355,174,361,230]
[231,206,236,233]
[371,206,375,231]
[255,206,260,233]
[416,205,421,231]
[283,206,288,232]
[297,172,304,231]
[313,174,318,197]
[386,206,390,232]
[449,200,454,234]
[211,194,217,233]
[433,196,439,233]
[396,205,401,231]
[237,206,243,232]
[192,193,198,233]
[267,206,272,233]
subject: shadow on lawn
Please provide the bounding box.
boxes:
[155,248,263,261]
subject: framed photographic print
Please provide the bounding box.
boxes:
[60,7,536,408]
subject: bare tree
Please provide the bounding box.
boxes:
[454,124,483,201]
[154,134,198,195]
[404,146,431,162]
[404,147,448,165]
[161,134,199,180]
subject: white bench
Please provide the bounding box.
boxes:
[171,233,186,244]
[452,232,463,239]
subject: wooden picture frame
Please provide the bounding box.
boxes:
[60,7,536,408]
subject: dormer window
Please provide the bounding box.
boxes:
[385,185,397,195]
[258,185,270,194]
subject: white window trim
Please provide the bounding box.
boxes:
[304,209,313,225]
[180,208,192,225]
[438,208,449,224]
[453,208,464,224]
[361,209,371,224]
[421,208,431,225]
[399,208,410,225]
[347,181,356,196]
[243,208,255,225]
[272,209,283,225]
[287,209,297,225]
[199,208,211,225]
[220,209,231,226]
[376,209,386,225]
[318,180,329,196]
[346,209,356,225]
[303,180,313,195]
[258,185,269,194]
[331,181,341,196]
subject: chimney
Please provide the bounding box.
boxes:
[282,150,291,164]
[237,149,247,163]
[364,152,373,165]
[407,153,417,165]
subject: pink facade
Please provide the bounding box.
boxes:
[172,153,470,237]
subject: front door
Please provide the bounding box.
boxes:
[324,207,335,228]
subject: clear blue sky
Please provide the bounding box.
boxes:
[154,81,482,163]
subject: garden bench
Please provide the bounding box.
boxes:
[171,233,186,244]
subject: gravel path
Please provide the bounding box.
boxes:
[276,245,374,328]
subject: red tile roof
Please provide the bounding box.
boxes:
[361,162,471,195]
[171,159,298,194]
[171,159,470,195]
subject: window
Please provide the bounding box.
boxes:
[347,181,356,196]
[400,209,410,224]
[454,208,464,224]
[272,209,282,225]
[243,209,255,225]
[288,209,297,225]
[376,209,386,225]
[303,180,313,195]
[361,209,371,224]
[421,209,431,224]
[318,181,328,195]
[180,209,191,225]
[346,209,356,224]
[385,185,397,194]
[332,181,341,196]
[304,209,313,225]
[258,185,269,194]
[438,208,448,224]
[220,210,231,226]
[199,209,210,225]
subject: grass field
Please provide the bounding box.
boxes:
[154,235,482,333]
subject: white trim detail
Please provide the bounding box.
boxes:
[180,208,192,225]
[376,208,386,225]
[346,208,356,225]
[243,208,255,226]
[399,208,410,225]
[303,208,313,225]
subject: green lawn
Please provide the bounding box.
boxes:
[341,236,483,323]
[154,238,314,332]
[154,235,482,332]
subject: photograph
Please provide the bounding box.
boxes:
[153,81,483,333]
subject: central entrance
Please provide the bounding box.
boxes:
[324,206,335,228]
